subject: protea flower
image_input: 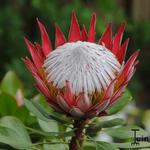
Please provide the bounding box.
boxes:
[23,12,139,120]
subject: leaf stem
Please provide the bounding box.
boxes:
[69,119,89,150]
[32,141,68,146]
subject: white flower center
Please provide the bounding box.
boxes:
[44,41,121,95]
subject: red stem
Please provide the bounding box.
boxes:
[69,119,88,150]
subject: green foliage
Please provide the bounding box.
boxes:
[84,140,150,150]
[98,118,125,128]
[114,142,150,149]
[83,141,119,150]
[24,98,71,124]
[38,119,59,132]
[0,93,18,116]
[0,116,32,149]
[0,70,36,125]
[0,70,23,97]
[106,89,132,115]
[0,93,28,121]
[43,142,68,150]
[86,118,125,137]
[106,126,148,140]
[26,125,74,138]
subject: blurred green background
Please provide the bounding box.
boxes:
[0,0,150,107]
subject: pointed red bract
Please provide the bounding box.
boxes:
[87,100,109,118]
[116,50,140,90]
[35,76,52,99]
[121,50,140,76]
[24,37,43,69]
[76,92,91,112]
[37,18,52,56]
[34,42,45,60]
[63,81,74,106]
[102,79,116,101]
[112,22,126,55]
[88,79,117,114]
[57,95,70,112]
[117,38,129,64]
[110,82,127,105]
[81,25,88,41]
[88,13,96,42]
[99,23,112,49]
[55,24,66,48]
[22,57,38,78]
[68,12,81,42]
[126,67,136,82]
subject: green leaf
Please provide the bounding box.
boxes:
[38,119,59,132]
[143,110,150,133]
[0,93,35,124]
[99,118,125,128]
[0,71,23,97]
[105,126,148,139]
[86,118,124,137]
[83,141,119,150]
[83,145,95,150]
[26,126,74,137]
[33,94,53,111]
[0,93,18,116]
[24,99,71,124]
[114,142,150,149]
[24,98,50,122]
[96,141,119,150]
[0,126,29,149]
[0,116,32,149]
[32,99,71,124]
[43,144,68,150]
[106,89,132,115]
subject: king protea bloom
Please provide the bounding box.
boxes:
[23,12,139,119]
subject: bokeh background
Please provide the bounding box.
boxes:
[0,0,150,131]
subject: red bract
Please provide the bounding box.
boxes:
[23,12,139,119]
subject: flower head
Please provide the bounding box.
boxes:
[23,12,139,119]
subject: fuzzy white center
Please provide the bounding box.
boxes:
[44,41,121,95]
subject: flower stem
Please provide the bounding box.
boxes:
[69,119,88,150]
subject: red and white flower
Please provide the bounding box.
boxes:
[23,12,139,119]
